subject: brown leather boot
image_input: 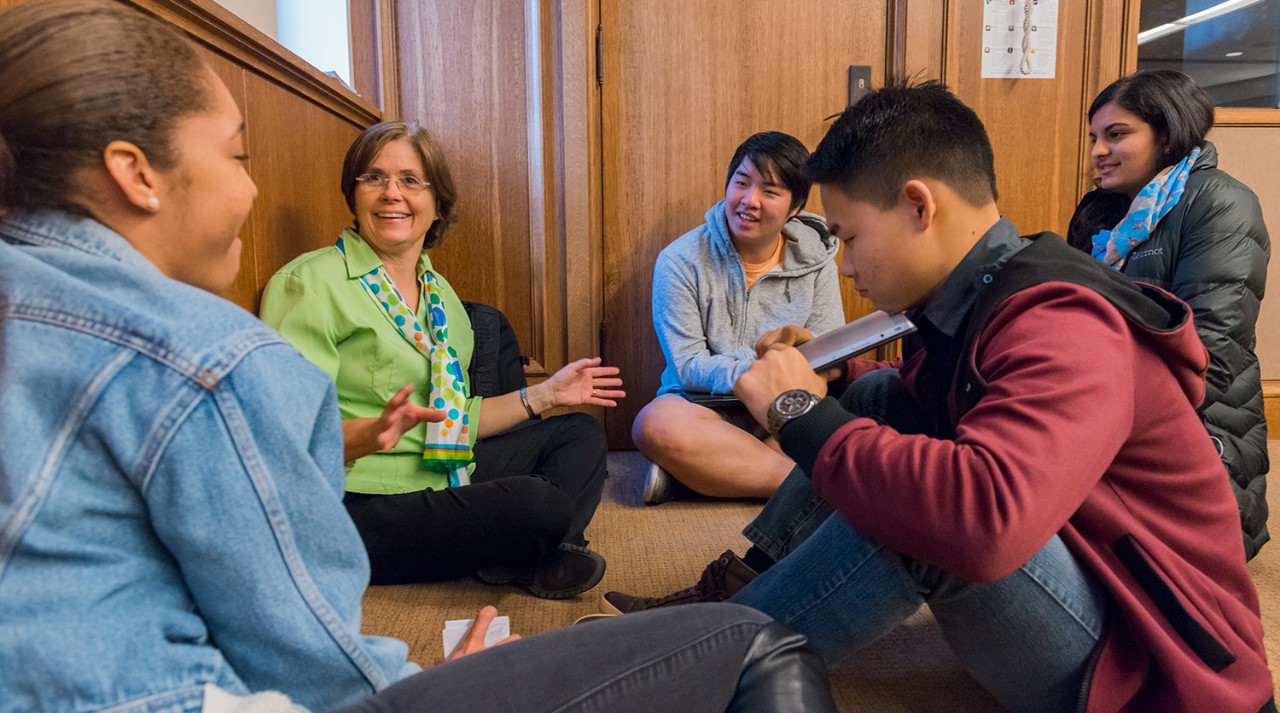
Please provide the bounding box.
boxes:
[598,550,757,615]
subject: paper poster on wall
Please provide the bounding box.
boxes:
[981,0,1059,79]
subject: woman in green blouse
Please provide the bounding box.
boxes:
[262,121,623,599]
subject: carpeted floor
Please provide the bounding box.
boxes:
[362,446,1280,711]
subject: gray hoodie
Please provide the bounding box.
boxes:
[654,200,844,395]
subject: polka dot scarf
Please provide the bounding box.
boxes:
[336,237,474,487]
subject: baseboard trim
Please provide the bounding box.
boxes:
[1264,380,1280,439]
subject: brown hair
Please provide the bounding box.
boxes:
[341,121,458,249]
[0,0,212,213]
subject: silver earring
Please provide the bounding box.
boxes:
[146,196,160,211]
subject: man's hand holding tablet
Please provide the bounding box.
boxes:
[755,311,916,376]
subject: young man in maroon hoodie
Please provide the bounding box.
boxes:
[608,82,1274,711]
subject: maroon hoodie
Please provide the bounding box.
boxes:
[813,281,1272,711]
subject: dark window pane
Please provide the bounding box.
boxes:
[1137,0,1280,108]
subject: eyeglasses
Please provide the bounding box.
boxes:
[354,173,432,193]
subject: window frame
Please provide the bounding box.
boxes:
[126,0,397,125]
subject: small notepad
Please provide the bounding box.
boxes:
[442,615,510,658]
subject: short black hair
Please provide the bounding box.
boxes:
[725,131,811,214]
[1089,69,1213,170]
[805,81,997,210]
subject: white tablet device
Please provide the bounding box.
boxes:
[796,311,916,371]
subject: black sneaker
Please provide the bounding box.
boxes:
[599,549,757,615]
[475,543,606,600]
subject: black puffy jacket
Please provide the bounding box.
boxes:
[1069,141,1271,560]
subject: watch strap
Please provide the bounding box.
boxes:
[776,397,856,477]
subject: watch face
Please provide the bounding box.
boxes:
[776,389,814,417]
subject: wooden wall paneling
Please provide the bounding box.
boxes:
[348,0,402,118]
[349,0,382,110]
[887,0,907,82]
[524,0,604,383]
[241,72,365,312]
[902,0,947,82]
[130,0,386,316]
[1075,0,1140,200]
[378,0,401,120]
[1218,108,1280,127]
[184,17,369,315]
[1212,123,1280,435]
[566,0,604,370]
[396,0,540,370]
[940,2,1094,237]
[385,0,601,419]
[1213,115,1280,435]
[583,0,604,370]
[600,0,888,448]
[197,41,367,313]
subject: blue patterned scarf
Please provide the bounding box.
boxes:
[1092,147,1198,270]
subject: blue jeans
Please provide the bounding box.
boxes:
[743,369,918,563]
[732,369,1108,712]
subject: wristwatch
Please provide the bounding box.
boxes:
[766,389,821,439]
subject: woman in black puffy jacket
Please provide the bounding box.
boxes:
[1069,69,1271,560]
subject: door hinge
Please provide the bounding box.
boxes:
[595,24,603,87]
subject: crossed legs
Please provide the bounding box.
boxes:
[632,394,793,498]
[731,517,1107,712]
[732,368,1108,711]
[344,413,606,585]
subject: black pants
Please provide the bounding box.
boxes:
[344,412,607,585]
[330,604,837,713]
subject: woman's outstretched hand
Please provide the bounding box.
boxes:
[374,383,446,449]
[342,383,445,462]
[543,357,625,408]
[479,358,625,439]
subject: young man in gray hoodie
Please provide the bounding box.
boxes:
[632,131,844,502]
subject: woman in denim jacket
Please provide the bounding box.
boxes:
[0,2,836,712]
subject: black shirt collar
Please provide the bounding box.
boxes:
[910,217,1029,340]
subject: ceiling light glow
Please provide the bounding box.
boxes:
[1137,0,1269,45]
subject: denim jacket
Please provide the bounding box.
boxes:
[0,212,418,713]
